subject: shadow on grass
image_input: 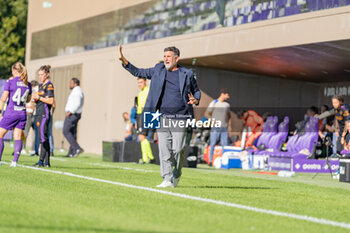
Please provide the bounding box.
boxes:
[180,185,276,190]
[0,224,181,233]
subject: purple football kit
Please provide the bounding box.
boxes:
[0,77,32,130]
[0,76,32,163]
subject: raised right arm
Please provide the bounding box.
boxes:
[118,44,154,79]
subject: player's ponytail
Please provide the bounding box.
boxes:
[12,62,28,86]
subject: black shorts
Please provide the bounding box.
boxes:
[136,114,148,136]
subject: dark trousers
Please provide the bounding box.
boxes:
[36,115,51,165]
[216,0,227,25]
[63,113,82,154]
[33,115,40,154]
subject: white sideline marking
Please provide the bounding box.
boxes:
[50,157,157,173]
[88,163,159,173]
[4,162,350,230]
[88,163,157,173]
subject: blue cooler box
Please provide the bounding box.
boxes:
[221,146,243,169]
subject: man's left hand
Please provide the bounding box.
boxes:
[66,112,71,117]
[188,93,198,105]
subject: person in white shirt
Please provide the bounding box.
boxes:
[63,78,84,157]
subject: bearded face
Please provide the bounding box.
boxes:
[163,51,179,71]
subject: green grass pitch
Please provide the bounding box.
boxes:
[0,145,350,233]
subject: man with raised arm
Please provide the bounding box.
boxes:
[118,45,201,188]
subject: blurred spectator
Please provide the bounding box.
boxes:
[63,77,84,157]
[130,97,137,126]
[135,77,154,164]
[318,105,333,139]
[295,106,318,136]
[205,88,231,166]
[130,96,138,141]
[23,80,39,155]
[123,112,133,141]
[234,110,263,148]
[216,0,228,26]
[318,95,350,154]
[340,121,350,157]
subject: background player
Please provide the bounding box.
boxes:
[32,65,55,167]
[0,62,32,167]
[136,77,154,164]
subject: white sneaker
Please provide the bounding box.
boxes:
[10,161,17,167]
[172,177,181,187]
[21,149,27,155]
[156,180,174,188]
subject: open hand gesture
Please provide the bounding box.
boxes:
[188,93,198,105]
[118,44,123,60]
[118,44,128,65]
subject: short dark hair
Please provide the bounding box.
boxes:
[137,77,146,81]
[308,106,318,115]
[220,88,229,94]
[71,77,80,86]
[332,94,344,103]
[164,46,180,57]
[321,105,329,111]
[39,65,51,74]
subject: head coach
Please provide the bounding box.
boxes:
[118,45,201,188]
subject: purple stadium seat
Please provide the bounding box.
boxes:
[246,116,279,154]
[182,7,191,15]
[241,6,251,15]
[285,5,301,16]
[268,116,289,148]
[254,116,290,155]
[331,0,339,7]
[250,5,256,12]
[276,0,288,8]
[270,117,318,158]
[257,117,278,144]
[290,0,298,6]
[202,22,217,30]
[252,12,261,22]
[209,22,217,29]
[242,15,249,24]
[341,149,350,155]
[225,16,236,26]
[307,0,317,11]
[231,8,239,17]
[260,10,271,19]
